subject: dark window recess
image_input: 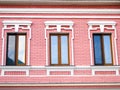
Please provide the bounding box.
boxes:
[93,34,113,65]
[6,33,26,66]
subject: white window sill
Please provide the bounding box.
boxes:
[0,66,31,69]
[91,65,120,69]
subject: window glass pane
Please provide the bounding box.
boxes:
[18,36,26,65]
[93,35,102,65]
[7,35,16,65]
[51,36,58,64]
[61,36,68,64]
[103,35,112,64]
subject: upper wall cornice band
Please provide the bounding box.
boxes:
[0,8,120,14]
[0,0,120,5]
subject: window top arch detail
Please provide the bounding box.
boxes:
[2,20,32,32]
[88,21,116,32]
[45,21,74,32]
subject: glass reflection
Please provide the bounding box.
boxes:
[103,35,112,64]
[7,35,16,65]
[51,36,58,64]
[61,36,68,64]
[18,36,26,64]
[93,35,102,65]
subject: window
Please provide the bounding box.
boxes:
[93,34,113,65]
[6,33,26,66]
[50,34,69,66]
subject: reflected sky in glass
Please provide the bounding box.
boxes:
[61,36,68,64]
[103,35,112,64]
[18,36,26,64]
[51,36,58,64]
[7,35,15,65]
[93,35,102,65]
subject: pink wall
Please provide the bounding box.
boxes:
[0,5,120,88]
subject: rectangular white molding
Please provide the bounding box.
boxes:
[0,66,120,76]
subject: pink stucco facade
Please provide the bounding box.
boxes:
[0,2,120,89]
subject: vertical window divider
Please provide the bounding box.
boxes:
[101,35,105,65]
[58,35,61,65]
[16,34,19,66]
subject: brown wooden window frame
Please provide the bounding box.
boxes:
[50,33,70,66]
[6,33,27,66]
[93,33,113,66]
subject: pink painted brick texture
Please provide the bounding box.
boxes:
[0,5,120,87]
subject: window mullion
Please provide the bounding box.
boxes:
[58,35,61,65]
[101,35,105,65]
[15,34,19,66]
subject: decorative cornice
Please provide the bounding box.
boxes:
[2,20,32,32]
[0,16,120,19]
[0,8,120,14]
[3,20,32,25]
[1,83,120,87]
[45,21,74,25]
[0,0,120,5]
[88,21,116,25]
[45,21,74,32]
[88,21,116,32]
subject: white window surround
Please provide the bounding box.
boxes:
[44,21,74,66]
[2,20,32,66]
[88,21,118,66]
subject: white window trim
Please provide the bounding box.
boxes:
[87,21,118,66]
[44,21,74,66]
[2,20,32,66]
